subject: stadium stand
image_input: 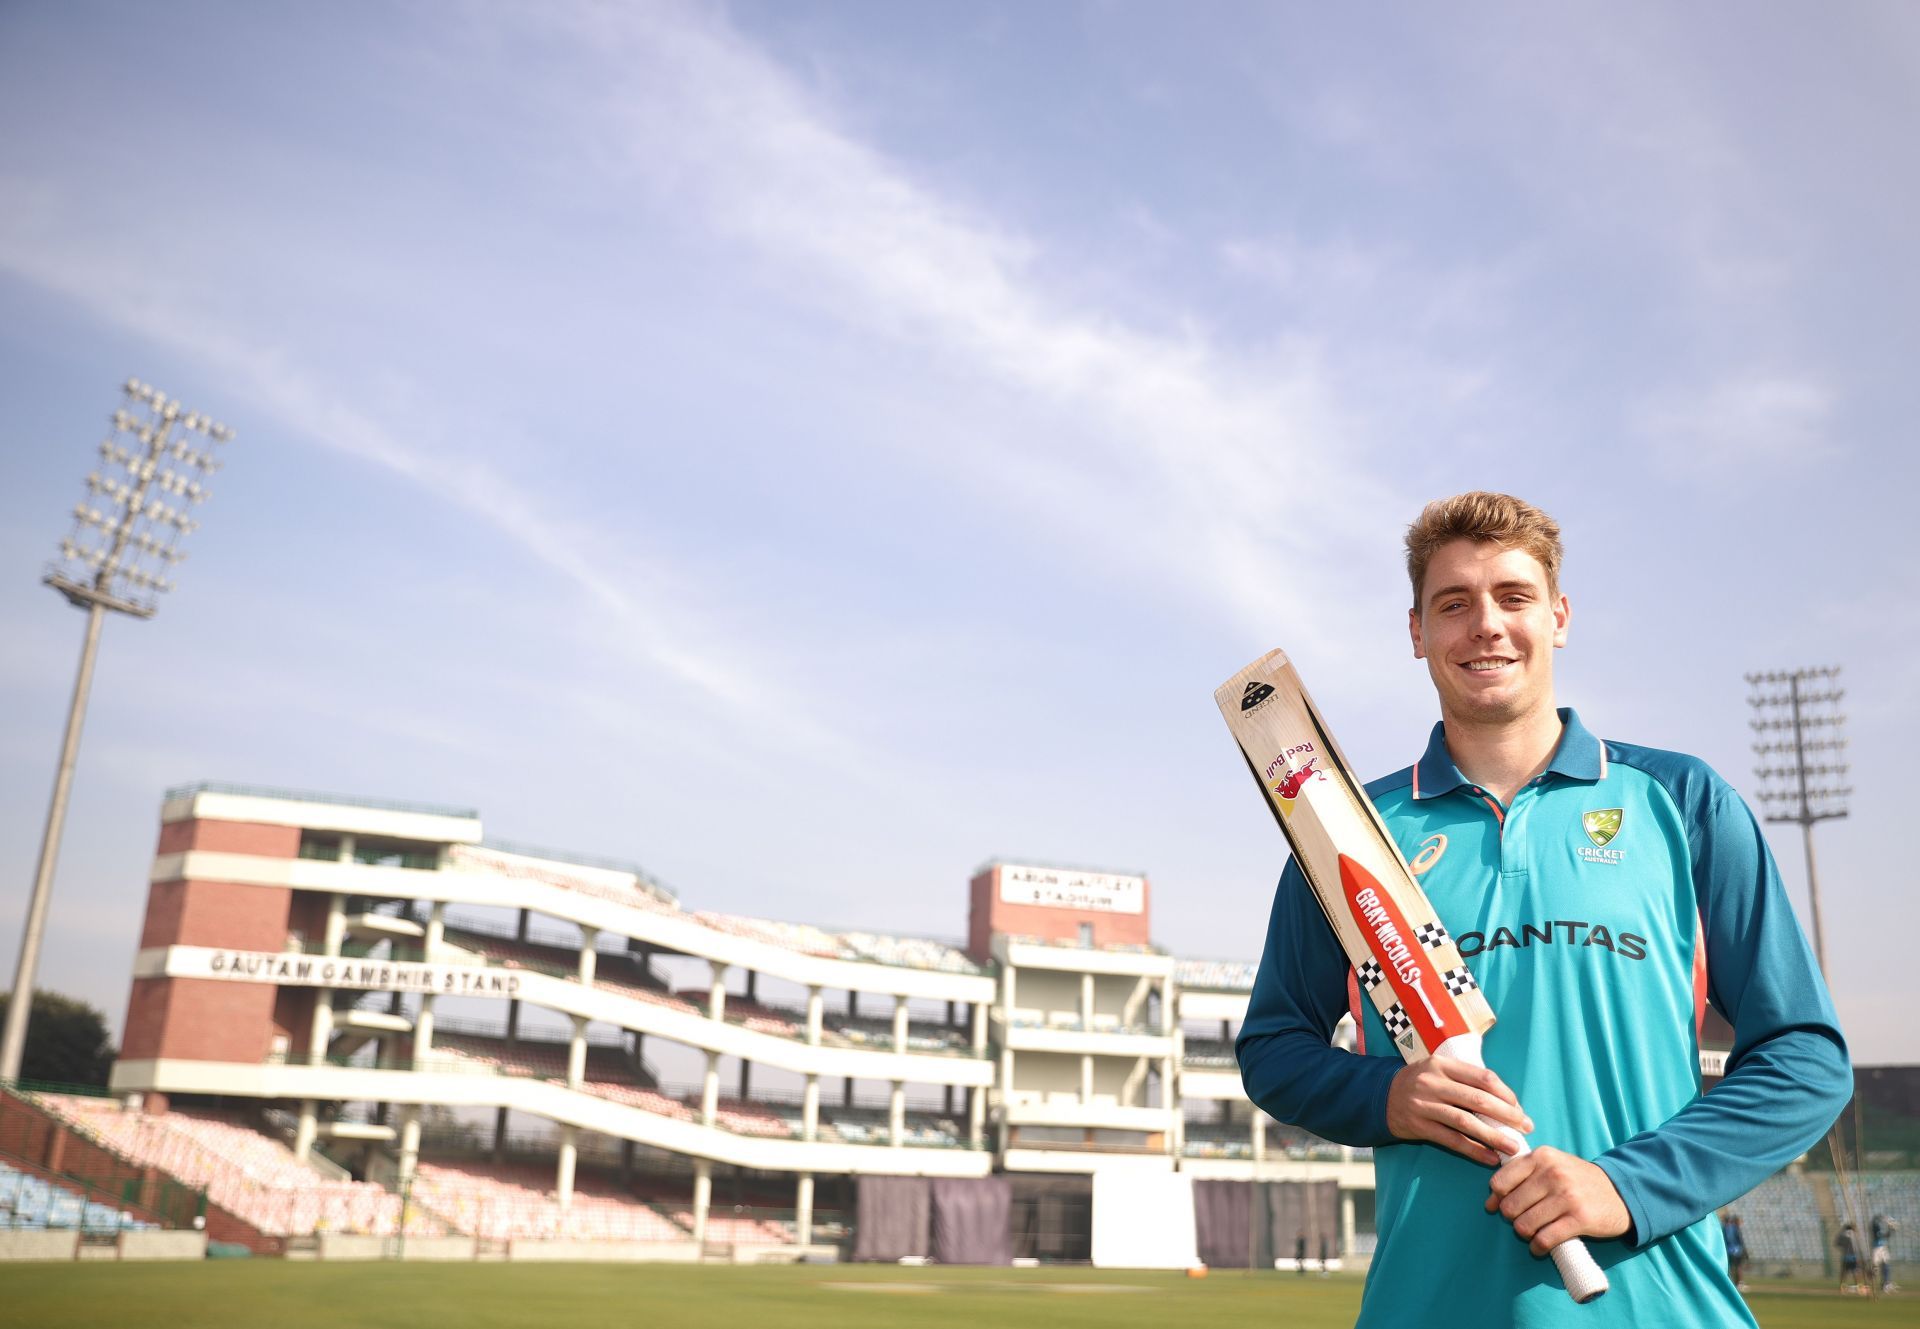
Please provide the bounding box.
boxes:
[1732,1171,1827,1266]
[1180,1036,1236,1068]
[102,787,1388,1263]
[838,932,982,975]
[825,1014,971,1054]
[0,1159,154,1232]
[1181,1124,1254,1160]
[30,1095,433,1237]
[1174,959,1259,991]
[448,844,680,914]
[690,912,851,959]
[407,1160,691,1243]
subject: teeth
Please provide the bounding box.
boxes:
[1466,660,1511,671]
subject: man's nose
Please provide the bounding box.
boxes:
[1469,598,1503,638]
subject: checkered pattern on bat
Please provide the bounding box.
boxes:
[1382,1003,1414,1041]
[1441,966,1478,996]
[1356,958,1385,991]
[1415,921,1452,951]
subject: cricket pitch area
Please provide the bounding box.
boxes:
[0,1264,1911,1329]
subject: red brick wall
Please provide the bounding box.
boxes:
[156,818,301,857]
[120,978,278,1063]
[285,891,331,947]
[272,987,317,1055]
[966,865,1153,962]
[120,978,173,1062]
[138,878,294,951]
[124,817,305,1069]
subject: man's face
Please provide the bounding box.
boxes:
[1408,539,1570,728]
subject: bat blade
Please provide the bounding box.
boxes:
[1214,648,1493,1058]
[1217,647,1609,1304]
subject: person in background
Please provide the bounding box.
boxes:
[1837,1221,1864,1295]
[1722,1212,1747,1291]
[1296,1229,1308,1275]
[1871,1213,1896,1294]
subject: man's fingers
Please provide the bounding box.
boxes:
[1442,1130,1502,1168]
[1443,1107,1523,1159]
[1456,1059,1522,1108]
[1460,1090,1531,1136]
[1427,1063,1532,1133]
[1487,1152,1537,1199]
[1528,1214,1585,1259]
[1486,1148,1633,1253]
[1386,1061,1535,1164]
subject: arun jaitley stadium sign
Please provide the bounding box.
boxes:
[164,947,525,997]
[998,864,1144,914]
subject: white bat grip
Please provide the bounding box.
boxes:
[1435,1034,1610,1304]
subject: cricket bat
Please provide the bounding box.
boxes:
[1216,647,1609,1304]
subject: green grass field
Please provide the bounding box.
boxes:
[0,1263,1913,1329]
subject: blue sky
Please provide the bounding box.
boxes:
[2,2,1915,1062]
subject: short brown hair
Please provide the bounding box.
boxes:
[1405,492,1563,606]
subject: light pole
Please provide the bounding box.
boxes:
[0,380,234,1082]
[1745,666,1859,1274]
[1745,667,1850,974]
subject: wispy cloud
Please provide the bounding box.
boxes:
[0,212,864,769]
[1636,371,1836,473]
[539,2,1403,651]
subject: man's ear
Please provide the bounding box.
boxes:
[1552,593,1570,649]
[1409,605,1426,660]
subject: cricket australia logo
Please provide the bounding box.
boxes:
[1579,809,1625,864]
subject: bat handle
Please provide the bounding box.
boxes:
[1437,1034,1610,1304]
[1482,1123,1611,1303]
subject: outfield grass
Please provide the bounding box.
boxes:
[0,1263,1912,1329]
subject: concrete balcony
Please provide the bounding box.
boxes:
[999,1098,1174,1132]
[108,1056,992,1179]
[993,1014,1172,1059]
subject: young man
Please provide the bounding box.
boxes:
[1236,493,1850,1327]
[1870,1213,1895,1293]
[1838,1222,1864,1294]
[1722,1213,1747,1291]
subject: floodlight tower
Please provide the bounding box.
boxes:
[1744,667,1850,974]
[0,380,235,1082]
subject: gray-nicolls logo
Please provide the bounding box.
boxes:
[1241,681,1274,711]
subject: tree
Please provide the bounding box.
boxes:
[0,989,116,1086]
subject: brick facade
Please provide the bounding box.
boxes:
[967,863,1153,961]
[123,819,299,1064]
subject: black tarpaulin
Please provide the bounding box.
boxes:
[930,1176,1013,1265]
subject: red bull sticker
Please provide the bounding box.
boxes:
[1264,744,1325,815]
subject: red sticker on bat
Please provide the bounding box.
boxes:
[1339,853,1470,1049]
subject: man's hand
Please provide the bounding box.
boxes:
[1385,1056,1532,1167]
[1485,1147,1631,1256]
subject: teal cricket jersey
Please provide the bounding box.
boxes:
[1237,709,1850,1328]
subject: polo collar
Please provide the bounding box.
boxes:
[1410,707,1608,800]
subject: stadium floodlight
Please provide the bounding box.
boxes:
[0,381,235,1083]
[1744,667,1850,975]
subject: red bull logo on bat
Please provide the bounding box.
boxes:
[1264,744,1325,814]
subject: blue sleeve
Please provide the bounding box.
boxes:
[1235,857,1402,1145]
[1594,773,1851,1248]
